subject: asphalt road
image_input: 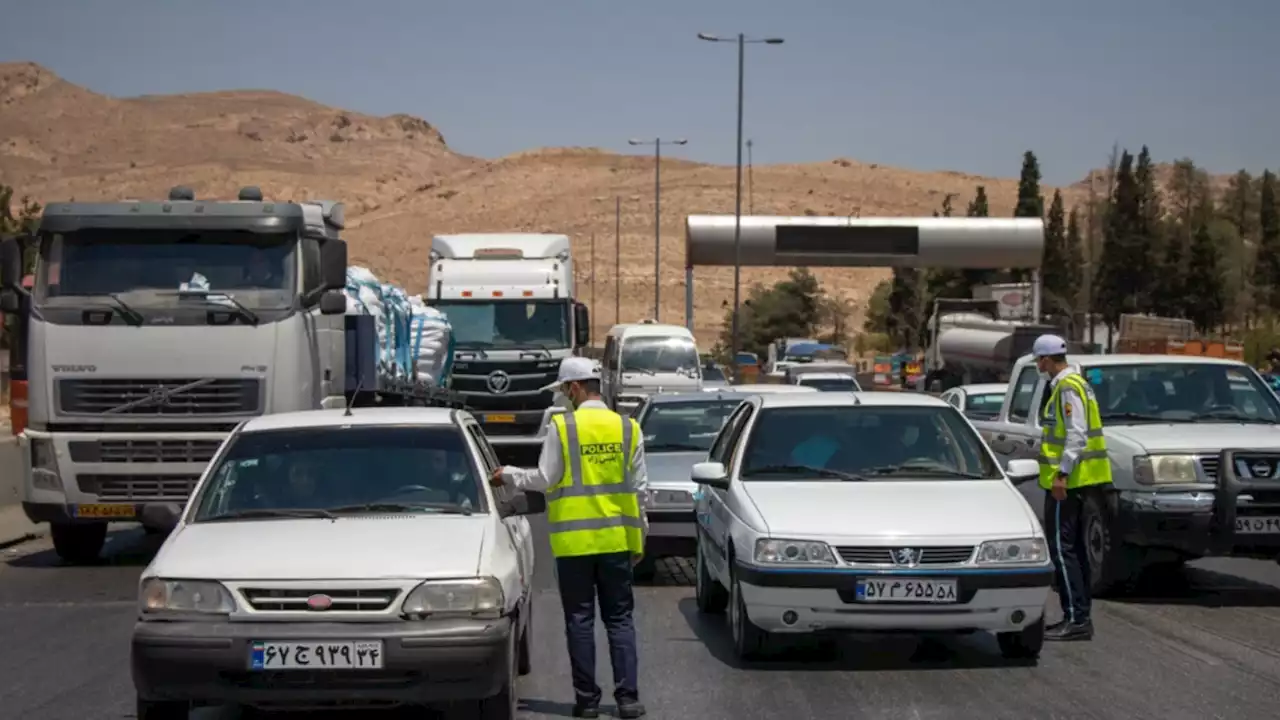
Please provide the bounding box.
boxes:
[4,516,1280,720]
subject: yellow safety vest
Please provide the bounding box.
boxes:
[546,407,645,558]
[1039,372,1112,490]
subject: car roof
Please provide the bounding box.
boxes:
[241,407,459,433]
[647,391,753,404]
[1015,353,1248,368]
[797,372,858,381]
[731,384,819,393]
[754,392,950,409]
[952,383,1007,394]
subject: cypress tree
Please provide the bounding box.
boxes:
[1255,171,1280,315]
[1041,190,1070,319]
[1011,151,1045,283]
[1133,146,1164,314]
[1185,218,1226,333]
[1093,150,1140,330]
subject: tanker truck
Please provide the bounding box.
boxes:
[919,298,1062,393]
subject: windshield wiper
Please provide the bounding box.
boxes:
[202,508,336,522]
[743,464,867,481]
[865,463,990,479]
[622,367,656,376]
[516,344,553,358]
[1100,412,1170,423]
[158,289,260,325]
[104,293,144,326]
[1192,410,1278,424]
[455,342,491,359]
[329,501,474,516]
[646,443,707,452]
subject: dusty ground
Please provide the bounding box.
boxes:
[0,61,1220,341]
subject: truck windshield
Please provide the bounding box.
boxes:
[1083,362,1280,424]
[621,337,699,374]
[34,229,296,304]
[433,300,570,349]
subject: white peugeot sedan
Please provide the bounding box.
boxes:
[130,407,541,720]
[691,392,1051,661]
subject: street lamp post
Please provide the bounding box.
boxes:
[747,139,754,214]
[628,138,687,322]
[697,32,782,378]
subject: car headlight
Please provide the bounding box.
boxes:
[29,438,62,492]
[976,538,1047,565]
[753,538,836,565]
[139,578,236,615]
[1133,454,1200,485]
[402,577,504,619]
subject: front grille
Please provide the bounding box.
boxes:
[241,588,400,613]
[1198,456,1220,481]
[59,378,261,416]
[76,473,201,501]
[459,391,554,412]
[68,439,222,464]
[836,545,975,565]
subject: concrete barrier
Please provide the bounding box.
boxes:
[0,437,21,507]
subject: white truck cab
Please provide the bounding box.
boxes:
[130,407,543,719]
[601,322,702,415]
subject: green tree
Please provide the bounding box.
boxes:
[1063,207,1085,337]
[0,184,41,275]
[1256,170,1280,316]
[862,279,891,334]
[721,267,826,358]
[1185,218,1226,333]
[887,267,921,351]
[1133,146,1164,314]
[961,186,992,290]
[1093,150,1140,330]
[1222,170,1259,326]
[1011,151,1044,282]
[1041,190,1071,319]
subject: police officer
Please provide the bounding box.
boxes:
[490,356,648,718]
[1033,334,1112,642]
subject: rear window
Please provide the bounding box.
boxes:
[190,425,484,521]
[965,393,1005,416]
[639,399,743,453]
[740,405,999,481]
[798,376,860,392]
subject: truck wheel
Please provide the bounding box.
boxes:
[51,522,107,564]
[996,617,1044,660]
[632,554,656,583]
[1082,492,1141,597]
[136,697,189,720]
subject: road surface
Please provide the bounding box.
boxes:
[3,515,1280,719]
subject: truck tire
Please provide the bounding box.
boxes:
[51,522,107,564]
[632,554,656,583]
[1082,490,1142,597]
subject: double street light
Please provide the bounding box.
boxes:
[697,32,783,376]
[628,137,687,322]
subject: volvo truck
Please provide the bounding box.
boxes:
[0,185,459,562]
[425,233,589,465]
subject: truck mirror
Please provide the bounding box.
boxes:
[0,237,23,290]
[320,238,348,291]
[318,289,347,315]
[574,303,590,347]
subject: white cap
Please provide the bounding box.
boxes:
[541,356,602,392]
[1032,334,1068,358]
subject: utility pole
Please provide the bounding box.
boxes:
[614,195,621,326]
[628,138,687,321]
[747,138,754,214]
[590,232,596,342]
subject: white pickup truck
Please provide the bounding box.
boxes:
[971,353,1280,594]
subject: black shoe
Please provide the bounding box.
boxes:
[1045,620,1093,641]
[1045,619,1069,633]
[572,705,600,718]
[616,702,647,718]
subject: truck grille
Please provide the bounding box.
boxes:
[58,378,261,416]
[1198,456,1219,481]
[241,588,401,613]
[836,545,975,565]
[76,473,201,502]
[68,439,222,464]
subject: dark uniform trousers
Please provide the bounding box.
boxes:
[556,551,640,707]
[1043,486,1106,624]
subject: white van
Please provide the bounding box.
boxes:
[602,322,702,415]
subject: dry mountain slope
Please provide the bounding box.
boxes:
[4,61,1113,341]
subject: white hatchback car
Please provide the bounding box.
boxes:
[691,392,1051,661]
[130,407,541,720]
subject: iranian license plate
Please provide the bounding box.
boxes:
[250,640,384,670]
[1236,516,1280,534]
[72,504,136,519]
[856,578,958,603]
[486,414,516,423]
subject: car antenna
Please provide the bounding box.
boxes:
[344,377,364,417]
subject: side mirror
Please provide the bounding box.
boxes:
[499,491,547,517]
[691,461,730,490]
[573,303,590,348]
[319,238,348,291]
[1005,458,1040,483]
[1,236,25,290]
[139,502,183,532]
[318,289,347,315]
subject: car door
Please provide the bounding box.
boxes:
[466,423,534,591]
[697,403,752,577]
[987,366,1041,460]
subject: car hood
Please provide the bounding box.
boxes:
[645,451,707,490]
[742,479,1037,543]
[1106,423,1280,454]
[147,516,489,580]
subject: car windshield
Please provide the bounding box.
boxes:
[432,300,570,350]
[965,393,1005,417]
[798,377,859,392]
[740,405,1000,480]
[702,365,726,382]
[190,425,485,521]
[1081,363,1280,424]
[621,337,699,374]
[640,399,743,452]
[35,229,296,306]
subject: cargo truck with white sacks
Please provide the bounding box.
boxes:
[425,233,590,466]
[0,186,458,563]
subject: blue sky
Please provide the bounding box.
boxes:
[1,0,1273,184]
